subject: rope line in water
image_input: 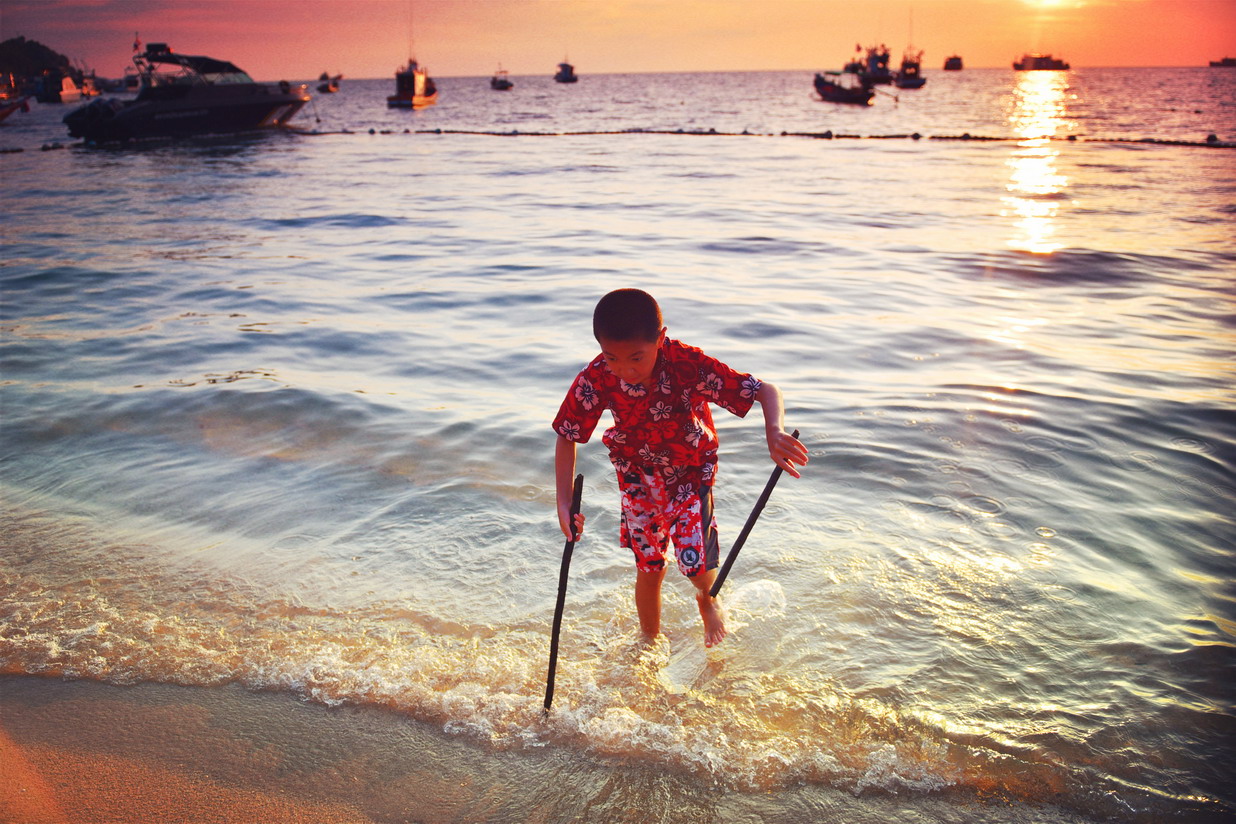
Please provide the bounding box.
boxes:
[295,126,1236,149]
[15,129,1234,152]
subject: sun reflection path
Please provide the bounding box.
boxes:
[1002,71,1075,254]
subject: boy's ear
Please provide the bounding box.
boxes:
[656,327,667,345]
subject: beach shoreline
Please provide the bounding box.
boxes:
[0,674,1104,824]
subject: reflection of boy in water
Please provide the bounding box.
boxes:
[553,289,808,648]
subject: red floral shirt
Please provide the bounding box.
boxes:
[553,338,761,489]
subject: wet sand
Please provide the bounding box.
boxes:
[0,675,1090,824]
[0,674,729,824]
[1,676,380,823]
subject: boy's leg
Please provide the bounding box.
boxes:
[635,565,667,640]
[619,470,671,641]
[670,485,727,648]
[688,569,727,648]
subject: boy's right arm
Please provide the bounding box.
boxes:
[555,435,586,539]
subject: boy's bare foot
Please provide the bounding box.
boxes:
[697,593,727,648]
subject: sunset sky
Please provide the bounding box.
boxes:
[3,0,1233,81]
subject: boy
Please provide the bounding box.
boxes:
[553,289,808,648]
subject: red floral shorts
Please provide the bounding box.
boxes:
[618,469,719,577]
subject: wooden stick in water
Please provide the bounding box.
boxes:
[709,430,799,598]
[544,473,584,712]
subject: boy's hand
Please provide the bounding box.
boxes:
[768,429,809,478]
[559,505,585,541]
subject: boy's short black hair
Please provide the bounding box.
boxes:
[593,289,663,342]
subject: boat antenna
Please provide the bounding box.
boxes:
[406,0,417,63]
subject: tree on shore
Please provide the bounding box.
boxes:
[0,36,74,81]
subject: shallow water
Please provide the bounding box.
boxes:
[2,67,1235,822]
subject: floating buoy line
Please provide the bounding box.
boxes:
[5,128,1232,153]
[297,126,1236,148]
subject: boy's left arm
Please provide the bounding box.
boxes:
[755,381,809,478]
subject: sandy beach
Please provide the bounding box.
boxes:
[1,675,384,823]
[2,674,1080,824]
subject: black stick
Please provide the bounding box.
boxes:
[709,430,799,598]
[544,473,584,712]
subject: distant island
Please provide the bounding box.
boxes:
[0,36,83,98]
[1,36,74,80]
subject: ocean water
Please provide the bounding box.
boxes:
[2,68,1234,823]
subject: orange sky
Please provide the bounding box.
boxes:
[2,0,1233,81]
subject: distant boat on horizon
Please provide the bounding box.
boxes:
[895,48,926,88]
[1013,53,1070,71]
[490,67,513,90]
[813,70,874,105]
[847,44,894,85]
[387,59,437,108]
[554,60,578,83]
[317,72,341,93]
[943,54,963,71]
[1210,57,1236,67]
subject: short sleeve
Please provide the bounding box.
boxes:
[681,344,761,418]
[552,361,607,443]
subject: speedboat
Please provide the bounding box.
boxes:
[554,61,578,83]
[387,59,437,108]
[1013,53,1070,70]
[63,43,308,143]
[813,71,874,105]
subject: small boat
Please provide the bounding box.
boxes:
[317,72,341,93]
[895,49,926,88]
[62,42,309,143]
[387,59,437,108]
[490,68,513,90]
[1210,57,1236,67]
[554,61,578,83]
[0,96,31,124]
[943,54,963,71]
[813,71,874,105]
[35,72,81,104]
[852,44,894,85]
[1013,53,1070,71]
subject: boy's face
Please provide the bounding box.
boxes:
[598,328,666,387]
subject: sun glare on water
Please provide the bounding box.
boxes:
[1002,71,1074,254]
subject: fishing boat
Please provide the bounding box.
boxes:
[387,59,437,108]
[0,96,31,124]
[849,44,894,85]
[490,68,513,90]
[1013,53,1070,70]
[554,61,578,83]
[895,49,926,88]
[1210,57,1236,67]
[317,72,341,93]
[62,42,308,143]
[943,55,963,71]
[813,71,874,105]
